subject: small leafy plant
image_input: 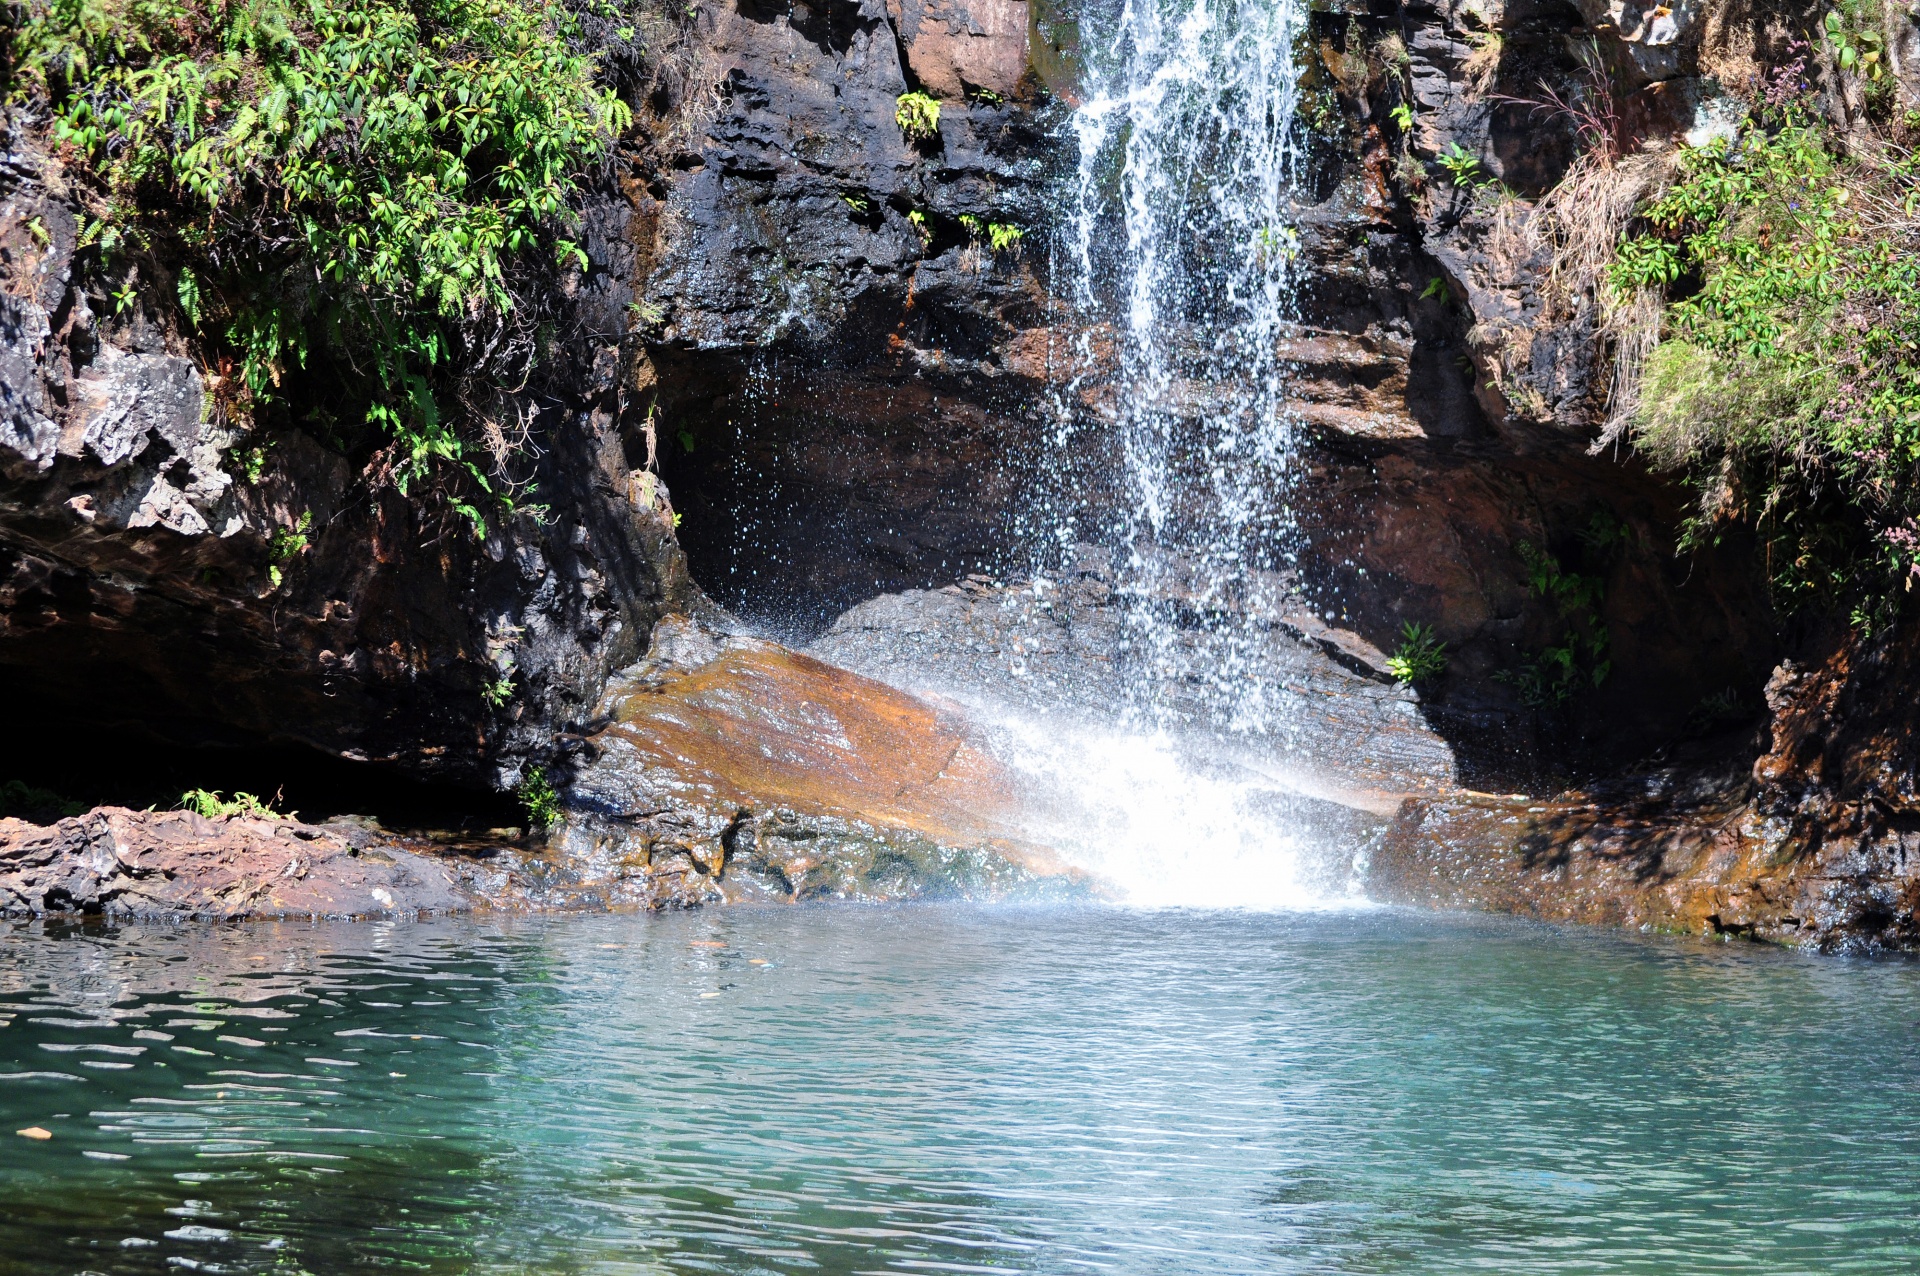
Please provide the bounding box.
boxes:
[1437,142,1485,185]
[959,214,1023,252]
[1824,10,1886,81]
[1497,537,1612,708]
[1386,622,1449,685]
[482,675,515,707]
[518,766,561,829]
[895,92,941,143]
[267,511,313,588]
[181,789,279,819]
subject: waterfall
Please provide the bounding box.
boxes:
[1041,0,1310,737]
[967,0,1361,908]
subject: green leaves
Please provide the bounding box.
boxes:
[1621,113,1920,613]
[1385,622,1448,686]
[1436,141,1484,186]
[1825,10,1886,81]
[18,0,630,528]
[895,91,941,144]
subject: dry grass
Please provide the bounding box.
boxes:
[1527,148,1674,439]
[1591,287,1663,453]
[1461,31,1503,97]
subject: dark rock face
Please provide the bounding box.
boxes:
[635,0,1059,631]
[0,123,694,789]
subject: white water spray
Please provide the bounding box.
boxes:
[1045,0,1309,730]
[971,0,1359,905]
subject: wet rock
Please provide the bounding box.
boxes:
[549,614,1086,906]
[809,554,1460,808]
[1367,777,1920,954]
[0,808,471,920]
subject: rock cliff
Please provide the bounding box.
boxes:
[4,0,1919,947]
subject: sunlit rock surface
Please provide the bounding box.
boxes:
[553,615,1085,907]
[0,808,468,919]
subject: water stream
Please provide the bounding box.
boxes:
[979,0,1338,903]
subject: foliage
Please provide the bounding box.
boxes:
[907,208,932,244]
[1611,82,1920,614]
[267,509,312,587]
[482,674,514,706]
[0,780,87,822]
[959,214,1023,252]
[517,765,560,828]
[895,91,941,143]
[181,788,280,818]
[1824,9,1885,82]
[13,0,635,531]
[1385,622,1448,685]
[1498,532,1613,709]
[1437,142,1485,186]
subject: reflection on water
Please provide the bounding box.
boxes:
[5,908,1920,1274]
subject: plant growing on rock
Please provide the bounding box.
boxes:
[1437,142,1486,186]
[1497,535,1613,708]
[1386,622,1448,685]
[181,789,280,819]
[895,92,941,144]
[1609,77,1920,615]
[267,511,313,588]
[959,214,1023,253]
[518,766,561,829]
[14,0,635,536]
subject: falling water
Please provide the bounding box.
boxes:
[1044,0,1311,734]
[946,0,1352,905]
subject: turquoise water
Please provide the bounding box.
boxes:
[4,908,1919,1275]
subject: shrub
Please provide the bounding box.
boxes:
[13,0,635,533]
[1612,101,1920,612]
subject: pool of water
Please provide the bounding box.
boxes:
[4,907,1918,1275]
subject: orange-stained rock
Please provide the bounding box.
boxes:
[605,644,1020,840]
[1367,772,1920,952]
[887,0,1029,100]
[554,615,1084,907]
